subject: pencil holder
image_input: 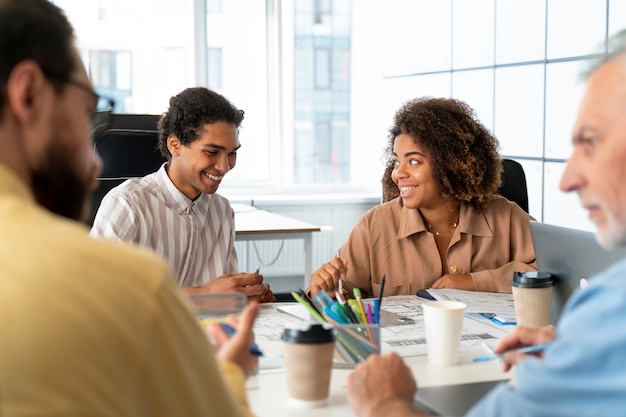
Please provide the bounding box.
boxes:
[331,323,381,368]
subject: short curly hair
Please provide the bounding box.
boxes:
[382,97,502,212]
[157,87,245,160]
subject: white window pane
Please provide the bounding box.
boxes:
[115,52,131,90]
[494,65,544,157]
[547,0,606,59]
[209,0,269,183]
[544,61,587,159]
[383,74,452,127]
[609,0,626,37]
[452,0,494,69]
[543,162,595,231]
[512,159,543,221]
[57,0,193,114]
[495,0,546,64]
[383,0,452,76]
[451,69,494,133]
[350,0,386,188]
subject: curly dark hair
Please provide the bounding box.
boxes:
[0,0,75,112]
[157,87,245,160]
[382,97,502,211]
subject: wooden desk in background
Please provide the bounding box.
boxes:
[234,205,321,288]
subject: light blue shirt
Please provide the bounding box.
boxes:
[467,257,626,417]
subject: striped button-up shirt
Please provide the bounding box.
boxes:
[90,164,238,287]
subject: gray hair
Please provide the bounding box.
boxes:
[581,28,626,80]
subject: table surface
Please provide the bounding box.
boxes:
[234,205,321,235]
[249,349,513,417]
[247,298,516,417]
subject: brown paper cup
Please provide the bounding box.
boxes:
[283,341,335,407]
[512,286,553,328]
[511,271,554,328]
[281,323,336,408]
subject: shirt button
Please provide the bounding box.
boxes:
[449,265,458,273]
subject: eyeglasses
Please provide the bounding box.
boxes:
[40,66,115,139]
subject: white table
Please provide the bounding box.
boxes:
[248,344,513,417]
[247,298,516,416]
[234,205,321,288]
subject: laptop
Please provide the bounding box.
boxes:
[413,380,503,416]
[529,222,626,324]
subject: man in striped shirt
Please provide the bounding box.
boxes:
[91,87,275,302]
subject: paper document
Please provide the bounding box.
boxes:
[425,289,516,322]
[253,296,514,370]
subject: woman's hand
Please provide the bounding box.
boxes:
[430,273,475,290]
[309,257,348,297]
[208,302,261,378]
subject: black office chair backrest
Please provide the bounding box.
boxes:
[498,159,528,213]
[110,113,160,131]
[87,128,167,226]
[380,158,529,213]
[96,129,166,178]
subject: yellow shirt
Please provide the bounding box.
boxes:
[340,196,537,296]
[0,164,253,417]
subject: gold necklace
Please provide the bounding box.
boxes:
[426,213,460,236]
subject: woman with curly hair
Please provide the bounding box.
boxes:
[309,97,537,298]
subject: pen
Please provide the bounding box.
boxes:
[353,288,368,324]
[374,274,386,324]
[335,250,345,294]
[365,302,374,324]
[336,292,359,323]
[255,265,261,275]
[218,322,264,357]
[473,342,554,362]
[372,299,380,324]
[347,299,365,323]
[291,291,326,323]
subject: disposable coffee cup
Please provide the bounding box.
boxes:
[511,271,554,328]
[421,301,466,366]
[281,323,335,408]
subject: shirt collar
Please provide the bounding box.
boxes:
[396,198,494,240]
[155,163,212,214]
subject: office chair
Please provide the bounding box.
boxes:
[498,159,528,213]
[380,158,529,213]
[86,128,167,226]
[110,113,160,131]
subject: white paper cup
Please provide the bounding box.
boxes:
[421,300,466,366]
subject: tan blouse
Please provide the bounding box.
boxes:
[339,196,537,297]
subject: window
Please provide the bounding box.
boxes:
[55,0,384,193]
[89,50,132,112]
[53,0,620,231]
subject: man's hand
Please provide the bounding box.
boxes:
[184,273,275,302]
[494,325,556,371]
[347,353,426,417]
[430,273,475,291]
[208,302,260,378]
[309,257,348,297]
